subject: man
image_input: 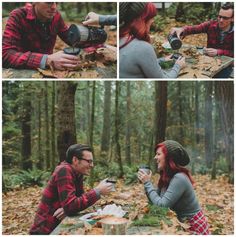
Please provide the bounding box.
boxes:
[171,2,234,58]
[29,144,113,234]
[3,3,79,70]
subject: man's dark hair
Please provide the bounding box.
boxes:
[65,144,92,164]
[221,2,234,16]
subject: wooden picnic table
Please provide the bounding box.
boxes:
[176,45,233,78]
[154,38,233,78]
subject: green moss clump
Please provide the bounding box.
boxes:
[159,60,175,69]
[132,205,172,227]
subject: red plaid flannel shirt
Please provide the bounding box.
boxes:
[29,161,100,234]
[182,20,234,57]
[3,5,70,69]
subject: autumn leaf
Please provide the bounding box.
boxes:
[80,70,100,78]
[3,69,13,78]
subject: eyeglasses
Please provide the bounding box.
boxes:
[218,15,232,20]
[79,158,94,165]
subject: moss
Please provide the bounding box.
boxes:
[159,60,175,69]
[205,204,220,211]
[132,205,172,227]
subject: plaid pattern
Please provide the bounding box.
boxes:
[183,20,234,57]
[3,4,70,69]
[29,161,99,234]
[188,210,210,235]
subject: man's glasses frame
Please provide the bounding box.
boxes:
[218,15,232,20]
[78,158,94,165]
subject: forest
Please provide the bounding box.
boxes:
[2,2,117,20]
[1,2,234,234]
[2,81,234,234]
[2,80,233,185]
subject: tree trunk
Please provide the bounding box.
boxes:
[161,3,166,16]
[195,81,200,144]
[154,81,167,145]
[89,82,96,147]
[148,133,154,167]
[175,3,184,21]
[125,81,132,165]
[57,82,77,162]
[215,81,234,183]
[101,81,111,154]
[204,81,213,168]
[115,82,124,177]
[21,84,32,170]
[37,87,43,169]
[178,82,184,140]
[44,81,50,170]
[86,82,91,144]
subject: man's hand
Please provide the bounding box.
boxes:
[137,170,152,184]
[204,47,218,57]
[95,179,113,195]
[170,27,185,39]
[82,12,100,26]
[46,51,80,70]
[53,207,66,221]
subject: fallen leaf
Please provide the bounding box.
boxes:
[3,69,13,78]
[37,68,55,78]
[80,70,100,78]
[96,61,106,68]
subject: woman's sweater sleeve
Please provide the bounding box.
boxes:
[137,42,180,78]
[144,174,187,208]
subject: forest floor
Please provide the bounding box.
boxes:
[2,174,233,235]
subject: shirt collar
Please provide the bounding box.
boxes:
[62,161,83,178]
[217,22,234,33]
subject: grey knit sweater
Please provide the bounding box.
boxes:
[99,15,117,26]
[144,173,201,221]
[119,37,181,78]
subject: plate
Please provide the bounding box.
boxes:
[79,212,97,224]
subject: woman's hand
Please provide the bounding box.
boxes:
[82,12,100,26]
[175,56,186,69]
[164,54,173,61]
[53,207,66,221]
[138,170,152,183]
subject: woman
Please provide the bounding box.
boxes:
[119,3,185,78]
[138,140,210,235]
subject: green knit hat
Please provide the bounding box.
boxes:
[162,140,190,166]
[119,2,147,25]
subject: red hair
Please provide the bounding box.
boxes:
[156,143,194,190]
[120,3,157,42]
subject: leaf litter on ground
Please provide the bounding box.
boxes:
[2,174,233,235]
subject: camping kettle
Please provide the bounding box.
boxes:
[167,32,182,50]
[67,24,107,48]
